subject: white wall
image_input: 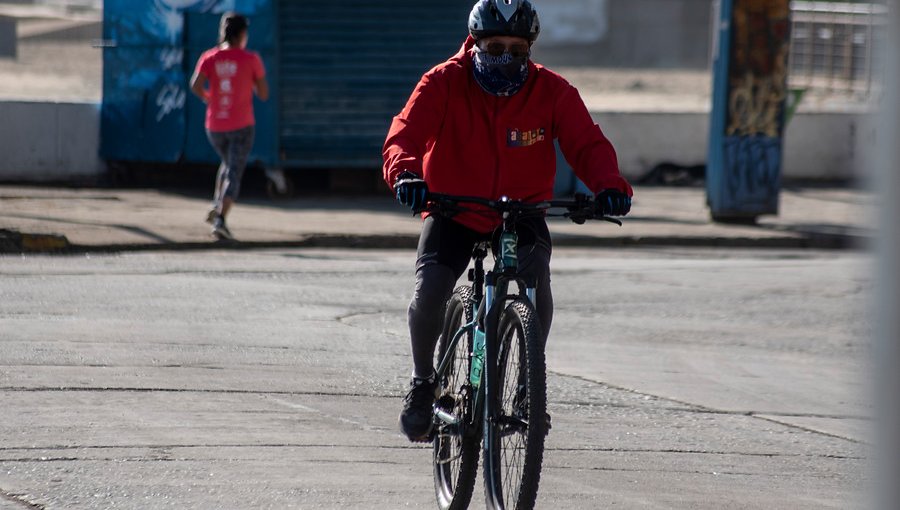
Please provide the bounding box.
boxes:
[0,101,867,184]
[533,0,714,68]
[591,110,871,181]
[0,101,103,182]
[539,0,609,46]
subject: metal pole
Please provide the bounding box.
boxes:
[865,4,874,98]
[843,15,853,85]
[806,13,815,88]
[827,8,836,94]
[875,2,900,509]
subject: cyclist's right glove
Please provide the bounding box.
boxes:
[394,171,428,211]
[595,189,632,217]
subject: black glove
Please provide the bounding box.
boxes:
[394,171,428,211]
[595,189,632,216]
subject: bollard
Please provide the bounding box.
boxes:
[0,16,16,59]
[707,0,791,223]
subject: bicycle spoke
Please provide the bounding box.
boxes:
[498,321,527,508]
[502,434,526,506]
[435,434,465,465]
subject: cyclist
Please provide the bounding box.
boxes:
[383,0,633,442]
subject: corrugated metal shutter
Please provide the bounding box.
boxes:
[278,0,472,167]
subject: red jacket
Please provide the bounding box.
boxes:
[383,37,632,233]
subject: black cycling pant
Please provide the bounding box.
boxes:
[407,214,553,379]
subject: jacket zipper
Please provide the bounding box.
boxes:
[491,95,500,200]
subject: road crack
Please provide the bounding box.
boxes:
[543,463,857,478]
[545,446,863,460]
[549,371,867,444]
[0,386,396,399]
[0,444,422,453]
[0,489,44,509]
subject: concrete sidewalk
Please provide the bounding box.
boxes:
[0,185,873,253]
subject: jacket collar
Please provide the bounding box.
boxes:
[450,35,477,66]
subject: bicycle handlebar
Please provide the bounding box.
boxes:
[424,192,623,226]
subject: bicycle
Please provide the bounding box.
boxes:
[424,192,621,510]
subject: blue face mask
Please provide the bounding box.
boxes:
[472,49,529,97]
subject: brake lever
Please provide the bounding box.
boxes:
[564,210,623,226]
[599,216,623,226]
[565,211,589,225]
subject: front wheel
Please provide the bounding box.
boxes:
[433,286,480,510]
[484,298,546,510]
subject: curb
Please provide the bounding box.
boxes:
[0,232,867,255]
[0,229,70,253]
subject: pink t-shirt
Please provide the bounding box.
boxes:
[195,47,265,132]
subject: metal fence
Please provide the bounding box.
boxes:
[789,0,887,98]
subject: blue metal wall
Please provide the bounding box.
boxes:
[101,0,472,170]
[100,0,277,165]
[277,0,472,168]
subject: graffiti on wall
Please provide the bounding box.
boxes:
[156,83,187,122]
[723,0,790,200]
[726,0,790,138]
[153,0,229,44]
[150,0,233,123]
[722,136,781,199]
[102,0,270,162]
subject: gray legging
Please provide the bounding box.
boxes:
[206,125,255,208]
[407,215,553,379]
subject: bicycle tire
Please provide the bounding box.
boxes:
[484,298,546,510]
[433,286,480,510]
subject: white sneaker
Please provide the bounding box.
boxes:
[212,217,234,241]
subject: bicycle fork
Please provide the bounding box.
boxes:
[432,270,537,437]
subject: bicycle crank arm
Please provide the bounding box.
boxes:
[434,406,460,426]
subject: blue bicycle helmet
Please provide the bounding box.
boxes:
[468,0,540,43]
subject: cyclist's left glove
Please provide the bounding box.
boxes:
[394,171,428,211]
[595,189,632,217]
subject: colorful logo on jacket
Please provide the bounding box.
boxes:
[507,128,546,147]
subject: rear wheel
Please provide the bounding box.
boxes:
[484,298,546,510]
[433,286,480,510]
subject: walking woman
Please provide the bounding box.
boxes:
[190,13,268,240]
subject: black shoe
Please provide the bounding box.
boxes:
[399,375,438,442]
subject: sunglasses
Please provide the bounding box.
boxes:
[483,42,530,59]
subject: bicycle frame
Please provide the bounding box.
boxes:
[433,208,538,438]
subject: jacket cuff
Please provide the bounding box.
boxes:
[594,175,633,197]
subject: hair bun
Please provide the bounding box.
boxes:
[219,12,249,45]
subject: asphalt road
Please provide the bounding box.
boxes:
[0,248,869,509]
